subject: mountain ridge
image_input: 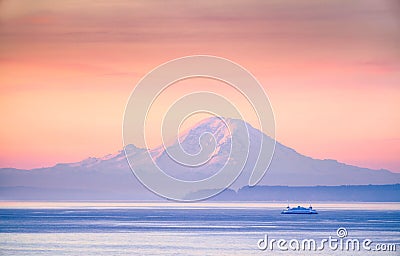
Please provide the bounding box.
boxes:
[1,117,399,200]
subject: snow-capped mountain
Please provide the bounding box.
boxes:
[151,117,400,190]
[1,117,399,200]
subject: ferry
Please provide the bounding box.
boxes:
[281,205,318,214]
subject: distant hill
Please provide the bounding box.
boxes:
[213,184,400,202]
[1,117,399,201]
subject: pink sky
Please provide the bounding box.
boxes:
[0,0,399,172]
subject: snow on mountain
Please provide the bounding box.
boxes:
[152,117,235,181]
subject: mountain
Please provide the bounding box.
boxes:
[1,117,399,200]
[0,145,158,200]
[151,117,399,190]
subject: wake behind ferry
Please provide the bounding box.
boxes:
[281,205,318,214]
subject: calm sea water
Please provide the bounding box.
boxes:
[0,202,399,255]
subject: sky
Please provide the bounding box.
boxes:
[0,0,399,172]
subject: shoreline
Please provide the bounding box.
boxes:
[1,201,400,210]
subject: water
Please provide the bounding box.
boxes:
[0,202,399,255]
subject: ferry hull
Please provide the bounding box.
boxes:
[281,211,318,214]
